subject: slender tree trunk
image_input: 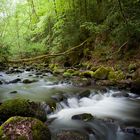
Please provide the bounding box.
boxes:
[84,0,88,20]
[53,0,57,16]
[15,13,20,49]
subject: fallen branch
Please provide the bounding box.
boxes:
[8,37,91,63]
[113,41,128,54]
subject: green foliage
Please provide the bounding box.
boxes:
[0,0,139,62]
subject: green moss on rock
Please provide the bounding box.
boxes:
[80,70,94,78]
[0,116,51,140]
[63,72,72,77]
[93,67,110,80]
[108,70,125,81]
[0,99,46,122]
[128,63,137,72]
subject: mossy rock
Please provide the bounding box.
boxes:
[128,63,137,73]
[0,116,51,140]
[93,67,110,80]
[49,63,59,71]
[53,69,65,74]
[108,70,125,81]
[63,72,72,78]
[80,71,94,78]
[72,71,80,76]
[66,69,75,73]
[72,113,94,122]
[0,99,46,122]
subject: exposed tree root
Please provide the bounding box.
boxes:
[8,37,91,63]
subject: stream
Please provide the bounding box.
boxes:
[0,69,140,140]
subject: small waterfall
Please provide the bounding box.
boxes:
[48,90,140,140]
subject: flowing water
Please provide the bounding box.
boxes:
[0,70,140,140]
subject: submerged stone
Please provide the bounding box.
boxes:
[22,79,38,84]
[0,116,51,140]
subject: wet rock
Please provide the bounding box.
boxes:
[22,79,38,84]
[6,68,23,74]
[130,79,140,94]
[9,91,18,94]
[72,113,94,122]
[120,127,140,135]
[0,116,51,140]
[35,72,43,75]
[56,130,89,140]
[0,99,46,122]
[78,90,91,98]
[8,78,21,84]
[0,80,3,85]
[111,92,129,97]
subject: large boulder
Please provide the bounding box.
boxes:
[0,99,46,122]
[108,70,125,81]
[93,67,110,80]
[0,116,51,140]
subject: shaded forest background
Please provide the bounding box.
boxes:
[0,0,140,66]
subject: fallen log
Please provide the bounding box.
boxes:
[8,37,91,63]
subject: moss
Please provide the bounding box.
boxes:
[108,70,125,81]
[53,69,65,74]
[93,66,110,80]
[90,66,99,72]
[80,70,94,78]
[128,63,137,72]
[63,72,72,77]
[66,69,75,73]
[0,99,46,122]
[0,116,51,140]
[72,71,80,76]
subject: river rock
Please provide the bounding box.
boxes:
[72,113,94,121]
[8,78,21,84]
[9,91,18,94]
[0,80,3,85]
[6,68,23,74]
[120,127,140,135]
[22,79,38,84]
[111,92,129,97]
[0,116,51,140]
[0,99,46,122]
[56,130,89,140]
